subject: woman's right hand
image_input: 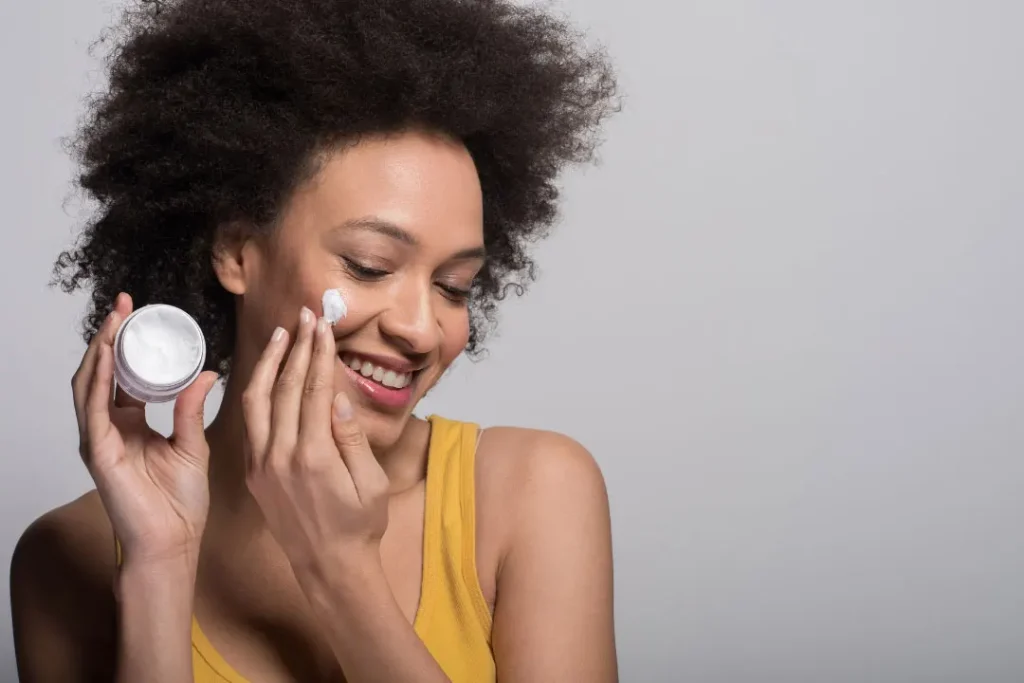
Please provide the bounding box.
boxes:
[72,292,219,567]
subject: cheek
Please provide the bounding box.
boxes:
[324,283,371,335]
[438,308,471,364]
[246,248,329,324]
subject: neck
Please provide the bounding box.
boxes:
[203,373,432,536]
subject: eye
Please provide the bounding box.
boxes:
[342,257,389,281]
[437,283,471,304]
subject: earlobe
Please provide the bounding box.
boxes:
[211,222,252,296]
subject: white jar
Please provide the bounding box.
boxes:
[112,304,207,403]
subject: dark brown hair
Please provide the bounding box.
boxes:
[55,0,618,373]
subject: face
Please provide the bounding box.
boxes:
[224,130,485,448]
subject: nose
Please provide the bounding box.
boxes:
[378,277,443,355]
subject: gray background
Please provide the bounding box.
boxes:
[3,1,1023,681]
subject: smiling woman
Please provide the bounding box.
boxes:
[9,0,619,682]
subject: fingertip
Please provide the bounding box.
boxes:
[192,371,219,400]
[200,370,219,391]
[333,391,354,422]
[316,317,334,352]
[101,307,123,342]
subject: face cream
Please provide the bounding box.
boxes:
[113,304,206,403]
[322,288,348,324]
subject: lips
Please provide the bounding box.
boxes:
[339,353,413,389]
[337,353,419,409]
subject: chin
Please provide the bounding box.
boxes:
[355,406,417,451]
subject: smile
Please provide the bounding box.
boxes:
[340,354,414,389]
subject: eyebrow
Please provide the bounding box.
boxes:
[340,216,487,260]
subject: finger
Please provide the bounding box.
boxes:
[331,391,389,499]
[84,339,117,461]
[169,371,219,459]
[112,292,133,320]
[298,317,337,441]
[241,326,289,467]
[74,294,135,441]
[72,311,113,439]
[268,307,316,454]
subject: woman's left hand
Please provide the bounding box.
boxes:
[241,307,391,573]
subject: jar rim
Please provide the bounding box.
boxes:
[113,304,206,395]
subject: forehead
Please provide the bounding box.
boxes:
[284,130,484,248]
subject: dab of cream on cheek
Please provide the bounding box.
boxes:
[114,304,207,403]
[321,288,348,324]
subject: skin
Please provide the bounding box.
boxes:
[10,129,617,682]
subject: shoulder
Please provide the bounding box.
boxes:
[476,426,608,505]
[474,425,610,563]
[473,425,617,676]
[12,489,116,587]
[10,490,118,679]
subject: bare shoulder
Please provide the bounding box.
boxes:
[474,426,617,679]
[476,426,608,504]
[10,490,117,680]
[12,489,116,589]
[474,426,610,583]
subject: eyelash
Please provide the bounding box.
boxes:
[439,284,471,304]
[342,257,471,305]
[342,257,389,281]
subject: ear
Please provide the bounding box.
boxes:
[212,222,254,295]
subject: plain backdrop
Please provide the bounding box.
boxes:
[3,1,1023,682]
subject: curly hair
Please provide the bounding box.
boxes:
[53,0,618,375]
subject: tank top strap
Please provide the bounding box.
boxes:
[418,415,493,642]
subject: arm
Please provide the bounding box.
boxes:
[492,433,618,682]
[11,498,117,683]
[241,313,449,682]
[113,554,198,683]
[11,496,200,683]
[28,292,218,682]
[295,548,450,682]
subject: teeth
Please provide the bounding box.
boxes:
[341,355,412,390]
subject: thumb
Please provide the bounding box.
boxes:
[170,371,219,458]
[331,392,387,494]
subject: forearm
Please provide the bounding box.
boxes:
[114,557,198,683]
[297,550,449,683]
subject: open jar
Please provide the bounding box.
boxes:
[112,304,206,403]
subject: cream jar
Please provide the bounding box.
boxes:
[112,304,206,403]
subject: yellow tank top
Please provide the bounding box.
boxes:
[117,415,495,682]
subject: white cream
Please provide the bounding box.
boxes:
[322,288,348,324]
[113,304,206,403]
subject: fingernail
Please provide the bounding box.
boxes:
[300,307,313,325]
[333,392,353,421]
[317,317,328,335]
[272,326,285,342]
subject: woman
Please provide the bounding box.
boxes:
[11,0,618,680]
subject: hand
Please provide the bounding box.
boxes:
[241,307,391,573]
[72,293,219,566]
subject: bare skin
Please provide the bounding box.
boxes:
[11,130,616,682]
